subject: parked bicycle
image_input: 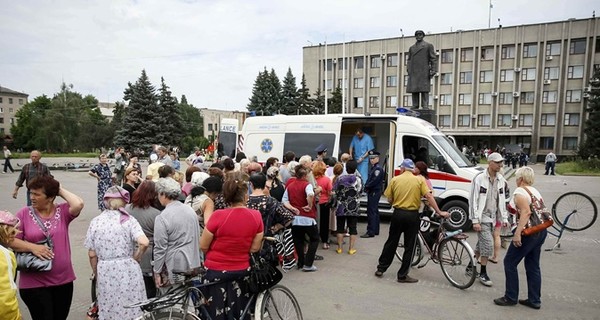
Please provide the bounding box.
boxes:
[546,191,597,251]
[396,211,476,289]
[128,237,303,320]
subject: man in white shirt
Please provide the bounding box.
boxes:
[2,146,14,173]
[544,151,557,175]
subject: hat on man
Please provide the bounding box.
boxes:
[0,210,19,227]
[314,144,327,154]
[401,158,415,169]
[368,150,381,158]
[487,152,505,162]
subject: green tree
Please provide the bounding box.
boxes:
[311,88,325,115]
[328,86,343,114]
[157,77,184,147]
[115,69,159,152]
[11,95,52,150]
[178,94,204,153]
[247,68,282,116]
[296,74,313,115]
[579,70,600,158]
[280,67,298,115]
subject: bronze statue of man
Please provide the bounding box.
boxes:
[407,30,437,109]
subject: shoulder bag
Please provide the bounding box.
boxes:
[247,252,283,293]
[521,187,554,236]
[16,207,53,272]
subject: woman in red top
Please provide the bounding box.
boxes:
[200,171,263,320]
[313,161,333,249]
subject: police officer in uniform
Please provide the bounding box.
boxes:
[315,144,328,162]
[361,150,384,238]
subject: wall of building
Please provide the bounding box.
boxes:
[199,108,247,140]
[302,18,600,158]
[0,86,28,136]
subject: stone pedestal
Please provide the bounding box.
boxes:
[417,109,436,125]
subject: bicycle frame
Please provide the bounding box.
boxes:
[545,210,577,252]
[414,217,475,268]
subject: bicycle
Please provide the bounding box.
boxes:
[545,191,597,251]
[395,211,477,289]
[128,237,303,320]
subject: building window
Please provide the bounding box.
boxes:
[404,53,409,66]
[521,68,536,81]
[543,67,560,80]
[403,95,412,107]
[386,76,397,87]
[369,96,379,108]
[477,114,491,126]
[370,56,381,68]
[567,66,584,79]
[459,71,472,84]
[354,78,364,89]
[563,137,578,150]
[542,91,558,103]
[566,90,582,102]
[564,113,580,126]
[386,96,398,108]
[569,39,586,54]
[325,59,333,71]
[461,48,473,62]
[500,69,514,82]
[337,79,347,89]
[370,77,380,88]
[441,50,453,63]
[337,58,347,70]
[440,94,452,106]
[523,43,538,58]
[403,75,409,87]
[497,114,512,127]
[208,123,213,131]
[9,108,13,113]
[481,47,494,60]
[520,92,534,104]
[539,137,555,149]
[0,97,2,103]
[480,70,493,83]
[439,115,451,127]
[458,115,470,127]
[501,45,515,59]
[9,118,14,124]
[546,42,561,56]
[519,114,533,126]
[387,54,398,67]
[440,73,452,85]
[8,98,13,104]
[541,113,556,126]
[325,79,333,91]
[354,57,364,69]
[0,108,3,113]
[18,99,24,105]
[458,93,472,105]
[499,93,513,104]
[354,97,364,108]
[479,93,492,105]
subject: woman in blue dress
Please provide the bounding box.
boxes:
[88,154,113,211]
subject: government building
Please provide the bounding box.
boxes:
[302,17,600,160]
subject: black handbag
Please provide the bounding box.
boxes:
[16,207,53,272]
[247,253,283,293]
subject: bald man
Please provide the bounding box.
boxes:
[12,150,53,205]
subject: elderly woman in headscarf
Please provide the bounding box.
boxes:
[84,186,149,320]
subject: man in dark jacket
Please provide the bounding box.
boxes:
[361,150,384,238]
[407,30,438,109]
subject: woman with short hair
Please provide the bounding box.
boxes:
[85,186,149,319]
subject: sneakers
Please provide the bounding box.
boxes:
[479,273,493,287]
[519,299,541,310]
[397,275,418,283]
[374,270,384,277]
[348,249,357,255]
[493,297,517,306]
[360,233,374,238]
[302,265,318,272]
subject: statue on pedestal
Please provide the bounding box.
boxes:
[407,30,437,109]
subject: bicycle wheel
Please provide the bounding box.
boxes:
[438,238,476,289]
[552,192,598,231]
[256,285,303,320]
[137,308,200,320]
[395,235,423,267]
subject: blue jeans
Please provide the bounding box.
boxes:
[503,229,547,304]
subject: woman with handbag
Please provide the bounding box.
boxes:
[494,166,547,309]
[9,176,84,320]
[200,171,264,320]
[88,154,113,211]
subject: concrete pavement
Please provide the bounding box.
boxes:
[1,159,599,320]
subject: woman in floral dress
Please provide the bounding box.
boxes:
[84,186,149,320]
[88,154,113,211]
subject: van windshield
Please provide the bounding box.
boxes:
[433,135,472,168]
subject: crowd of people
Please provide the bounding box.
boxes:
[0,140,553,319]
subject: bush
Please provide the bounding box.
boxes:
[556,159,600,175]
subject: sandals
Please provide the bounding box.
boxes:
[322,243,330,250]
[336,248,343,254]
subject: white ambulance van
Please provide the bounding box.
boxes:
[240,114,482,231]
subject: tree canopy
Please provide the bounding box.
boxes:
[578,69,600,158]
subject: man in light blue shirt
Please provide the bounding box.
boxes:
[349,129,374,187]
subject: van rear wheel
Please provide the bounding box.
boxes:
[442,200,471,231]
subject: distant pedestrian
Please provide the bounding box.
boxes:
[88,154,113,211]
[544,151,557,175]
[3,146,14,173]
[12,150,52,206]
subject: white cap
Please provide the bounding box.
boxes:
[487,152,504,162]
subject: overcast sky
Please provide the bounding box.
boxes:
[0,0,597,111]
